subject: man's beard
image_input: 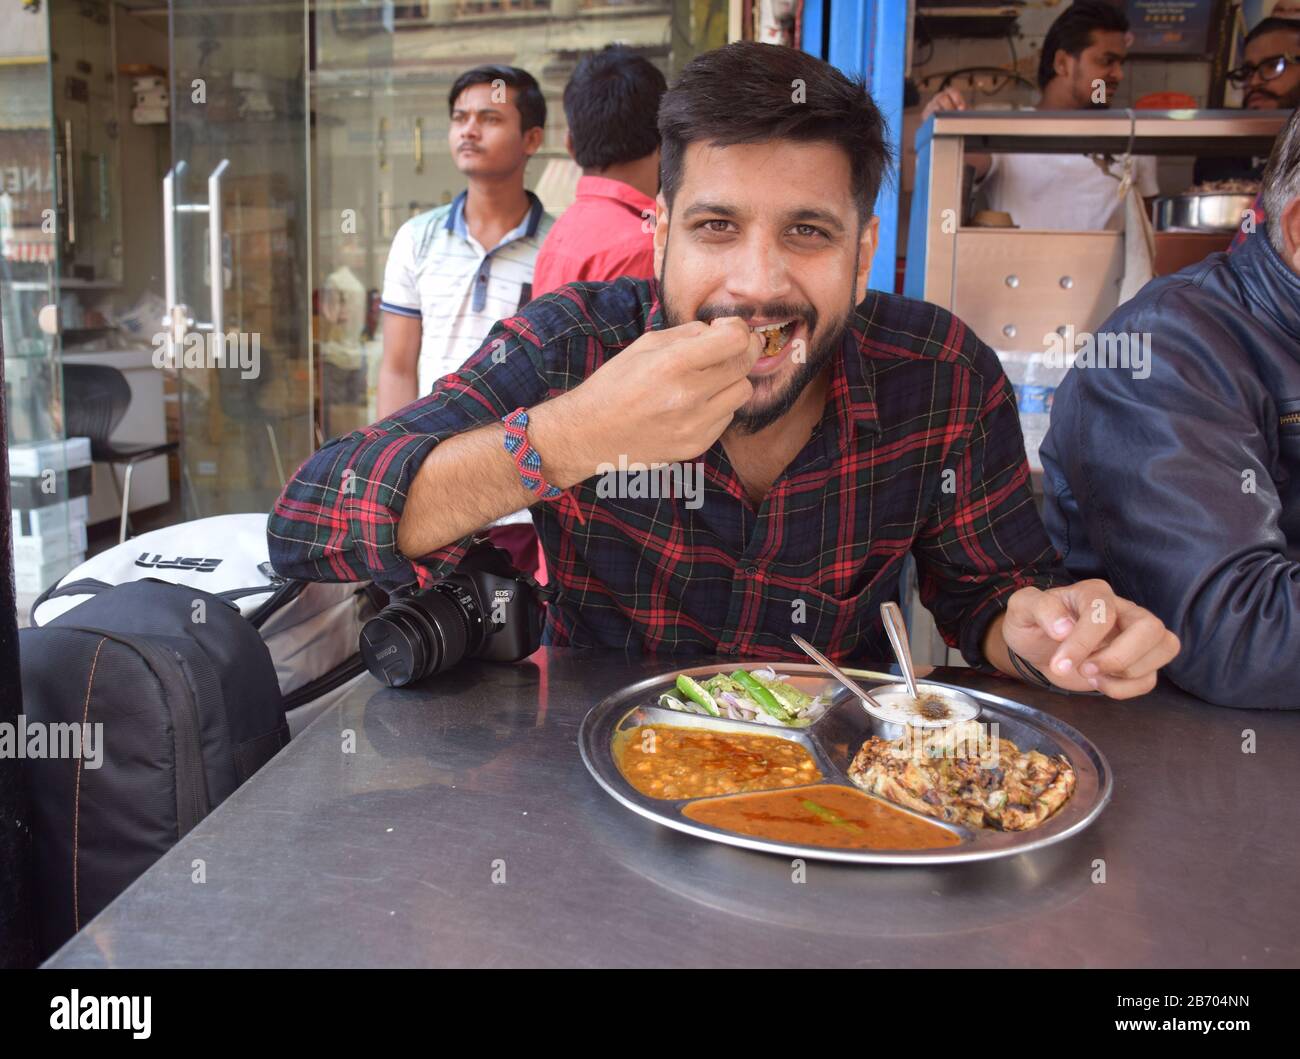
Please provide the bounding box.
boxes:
[1246,82,1300,109]
[726,319,845,434]
[657,247,857,435]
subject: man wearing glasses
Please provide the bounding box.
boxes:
[1201,16,1300,221]
[1232,16,1300,111]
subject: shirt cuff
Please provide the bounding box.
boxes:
[959,567,1071,673]
[343,429,471,592]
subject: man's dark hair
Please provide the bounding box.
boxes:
[1244,16,1300,48]
[564,46,667,169]
[1263,106,1300,256]
[657,41,892,226]
[1038,1,1130,89]
[448,65,546,133]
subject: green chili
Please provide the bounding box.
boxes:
[800,799,865,834]
[730,670,791,723]
[675,674,720,717]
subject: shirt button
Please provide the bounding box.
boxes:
[729,646,740,657]
[745,565,758,575]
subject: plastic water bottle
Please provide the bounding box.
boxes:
[996,350,1067,472]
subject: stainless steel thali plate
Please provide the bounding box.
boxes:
[579,662,1112,865]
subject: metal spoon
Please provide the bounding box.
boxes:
[880,601,920,701]
[791,634,889,713]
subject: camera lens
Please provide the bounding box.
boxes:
[359,584,480,687]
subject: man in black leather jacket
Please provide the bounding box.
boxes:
[1041,109,1300,708]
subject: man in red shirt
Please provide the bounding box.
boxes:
[532,46,666,296]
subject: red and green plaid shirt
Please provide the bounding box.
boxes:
[269,276,1067,666]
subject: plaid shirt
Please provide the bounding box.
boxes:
[269,276,1068,666]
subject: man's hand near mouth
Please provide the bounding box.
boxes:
[396,316,762,559]
[542,315,763,468]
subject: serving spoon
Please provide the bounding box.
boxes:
[880,601,920,700]
[791,634,889,713]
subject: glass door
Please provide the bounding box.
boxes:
[50,0,121,288]
[165,0,312,517]
[311,0,729,440]
[1,2,79,600]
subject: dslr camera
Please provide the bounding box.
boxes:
[359,538,549,687]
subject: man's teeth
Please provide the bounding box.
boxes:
[752,321,794,357]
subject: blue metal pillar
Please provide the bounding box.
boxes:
[800,0,824,57]
[802,0,907,293]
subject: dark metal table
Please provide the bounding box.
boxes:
[44,649,1300,968]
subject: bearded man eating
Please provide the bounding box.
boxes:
[269,42,1178,698]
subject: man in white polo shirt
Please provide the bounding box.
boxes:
[379,64,555,575]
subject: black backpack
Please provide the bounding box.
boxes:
[19,579,289,959]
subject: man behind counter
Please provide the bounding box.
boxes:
[270,42,1178,699]
[1203,15,1300,208]
[1041,108,1300,709]
[922,0,1158,230]
[1234,15,1300,111]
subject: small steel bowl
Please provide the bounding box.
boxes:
[1152,192,1256,232]
[862,681,982,740]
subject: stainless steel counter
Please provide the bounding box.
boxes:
[44,649,1300,968]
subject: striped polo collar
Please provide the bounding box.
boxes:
[445,189,545,244]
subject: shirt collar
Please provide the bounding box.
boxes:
[644,276,881,444]
[445,189,545,244]
[575,174,656,217]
